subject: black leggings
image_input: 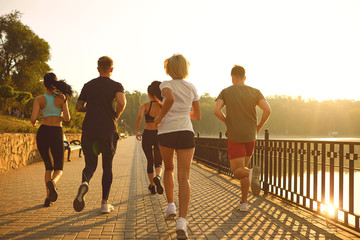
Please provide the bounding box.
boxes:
[142,129,162,174]
[36,125,64,171]
[81,131,119,200]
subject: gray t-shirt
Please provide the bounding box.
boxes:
[216,85,264,143]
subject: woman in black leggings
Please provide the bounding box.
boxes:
[30,73,72,207]
[136,81,164,194]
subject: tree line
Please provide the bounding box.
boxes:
[119,93,360,138]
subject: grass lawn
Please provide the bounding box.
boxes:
[0,115,81,133]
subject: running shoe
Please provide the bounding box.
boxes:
[73,183,89,212]
[148,184,156,194]
[153,175,164,194]
[164,203,176,220]
[250,166,261,196]
[101,203,114,214]
[176,217,189,239]
[237,201,248,212]
[46,180,58,202]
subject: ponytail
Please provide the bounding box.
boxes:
[150,81,163,101]
[53,80,73,99]
[43,72,73,100]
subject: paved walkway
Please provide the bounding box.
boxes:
[1,137,360,240]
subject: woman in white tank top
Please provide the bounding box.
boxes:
[154,54,201,239]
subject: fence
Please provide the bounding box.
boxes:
[194,130,360,232]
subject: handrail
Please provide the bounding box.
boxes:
[194,130,360,232]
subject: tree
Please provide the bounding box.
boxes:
[118,91,148,134]
[0,11,50,93]
[0,85,17,110]
[15,91,32,114]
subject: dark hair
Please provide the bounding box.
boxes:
[231,65,246,78]
[44,72,73,99]
[149,81,162,101]
[98,56,113,72]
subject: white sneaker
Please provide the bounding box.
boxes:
[250,166,261,196]
[176,217,189,239]
[101,203,114,214]
[237,201,248,212]
[164,203,176,220]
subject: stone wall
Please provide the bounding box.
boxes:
[0,133,82,172]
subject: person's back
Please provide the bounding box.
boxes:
[80,77,123,136]
[74,56,126,214]
[218,84,264,143]
[30,72,72,208]
[158,79,198,134]
[214,65,271,212]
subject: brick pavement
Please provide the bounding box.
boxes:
[1,136,360,240]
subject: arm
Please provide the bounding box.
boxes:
[214,99,226,124]
[257,99,271,133]
[135,104,145,141]
[154,88,174,127]
[115,92,126,119]
[30,97,40,127]
[62,100,70,122]
[190,100,201,120]
[76,100,87,112]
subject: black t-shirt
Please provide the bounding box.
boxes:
[78,77,124,136]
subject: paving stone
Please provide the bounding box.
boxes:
[0,137,359,239]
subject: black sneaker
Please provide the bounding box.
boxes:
[46,180,58,202]
[148,184,156,194]
[153,175,164,194]
[44,198,52,207]
[73,183,89,212]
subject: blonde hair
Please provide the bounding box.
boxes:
[98,56,113,72]
[164,54,190,79]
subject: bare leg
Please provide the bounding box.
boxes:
[45,170,52,198]
[176,148,194,218]
[230,157,250,204]
[155,166,163,177]
[51,170,63,184]
[159,146,175,203]
[147,173,155,185]
[245,156,251,168]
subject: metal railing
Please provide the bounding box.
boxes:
[194,130,360,232]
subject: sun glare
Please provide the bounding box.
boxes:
[320,203,336,218]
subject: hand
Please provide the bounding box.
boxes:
[136,132,142,141]
[32,120,39,127]
[154,116,162,128]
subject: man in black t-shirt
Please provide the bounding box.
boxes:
[73,56,126,214]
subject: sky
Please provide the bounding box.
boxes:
[1,0,360,101]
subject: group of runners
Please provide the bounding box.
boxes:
[30,54,271,239]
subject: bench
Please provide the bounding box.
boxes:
[64,139,82,162]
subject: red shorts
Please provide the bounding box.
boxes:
[227,140,256,160]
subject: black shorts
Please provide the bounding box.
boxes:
[158,131,195,149]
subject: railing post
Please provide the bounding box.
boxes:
[196,132,199,163]
[263,129,269,195]
[218,132,222,173]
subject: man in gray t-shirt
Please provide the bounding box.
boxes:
[214,65,271,211]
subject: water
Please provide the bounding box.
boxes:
[269,171,360,226]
